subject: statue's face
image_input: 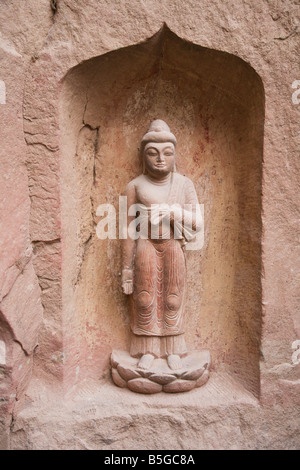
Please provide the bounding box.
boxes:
[143,142,175,178]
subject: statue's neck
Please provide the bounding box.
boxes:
[145,172,172,185]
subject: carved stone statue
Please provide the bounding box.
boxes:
[111,120,211,393]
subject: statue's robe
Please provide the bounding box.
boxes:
[125,172,201,358]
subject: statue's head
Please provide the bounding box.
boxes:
[141,120,177,177]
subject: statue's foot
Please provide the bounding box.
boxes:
[138,354,155,370]
[167,354,182,371]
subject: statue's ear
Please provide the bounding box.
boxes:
[138,146,146,174]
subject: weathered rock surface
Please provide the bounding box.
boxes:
[8,374,300,450]
[0,0,52,449]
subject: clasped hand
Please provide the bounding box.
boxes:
[122,268,133,295]
[150,203,182,225]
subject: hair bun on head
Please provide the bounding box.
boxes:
[141,120,177,148]
[148,120,171,133]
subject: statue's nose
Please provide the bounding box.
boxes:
[157,152,164,162]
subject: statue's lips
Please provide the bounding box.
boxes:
[154,163,167,168]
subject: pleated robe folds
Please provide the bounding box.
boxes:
[125,172,200,358]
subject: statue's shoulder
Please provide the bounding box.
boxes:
[174,173,195,188]
[124,174,145,193]
[173,173,197,203]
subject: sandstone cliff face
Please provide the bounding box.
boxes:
[0,0,53,448]
[0,0,299,450]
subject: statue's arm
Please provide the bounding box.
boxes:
[121,183,136,295]
[170,178,202,238]
[182,178,202,234]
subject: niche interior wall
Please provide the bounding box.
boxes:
[59,26,264,396]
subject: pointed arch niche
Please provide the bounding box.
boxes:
[59,26,264,397]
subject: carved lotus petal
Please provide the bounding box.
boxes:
[110,351,119,369]
[163,379,195,393]
[111,368,127,388]
[180,367,205,381]
[117,364,141,381]
[148,373,177,385]
[137,368,155,378]
[195,369,209,388]
[127,378,162,394]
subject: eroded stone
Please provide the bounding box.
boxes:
[148,373,177,385]
[117,364,141,381]
[127,378,162,394]
[181,368,205,381]
[111,368,127,388]
[195,369,210,388]
[163,379,196,393]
